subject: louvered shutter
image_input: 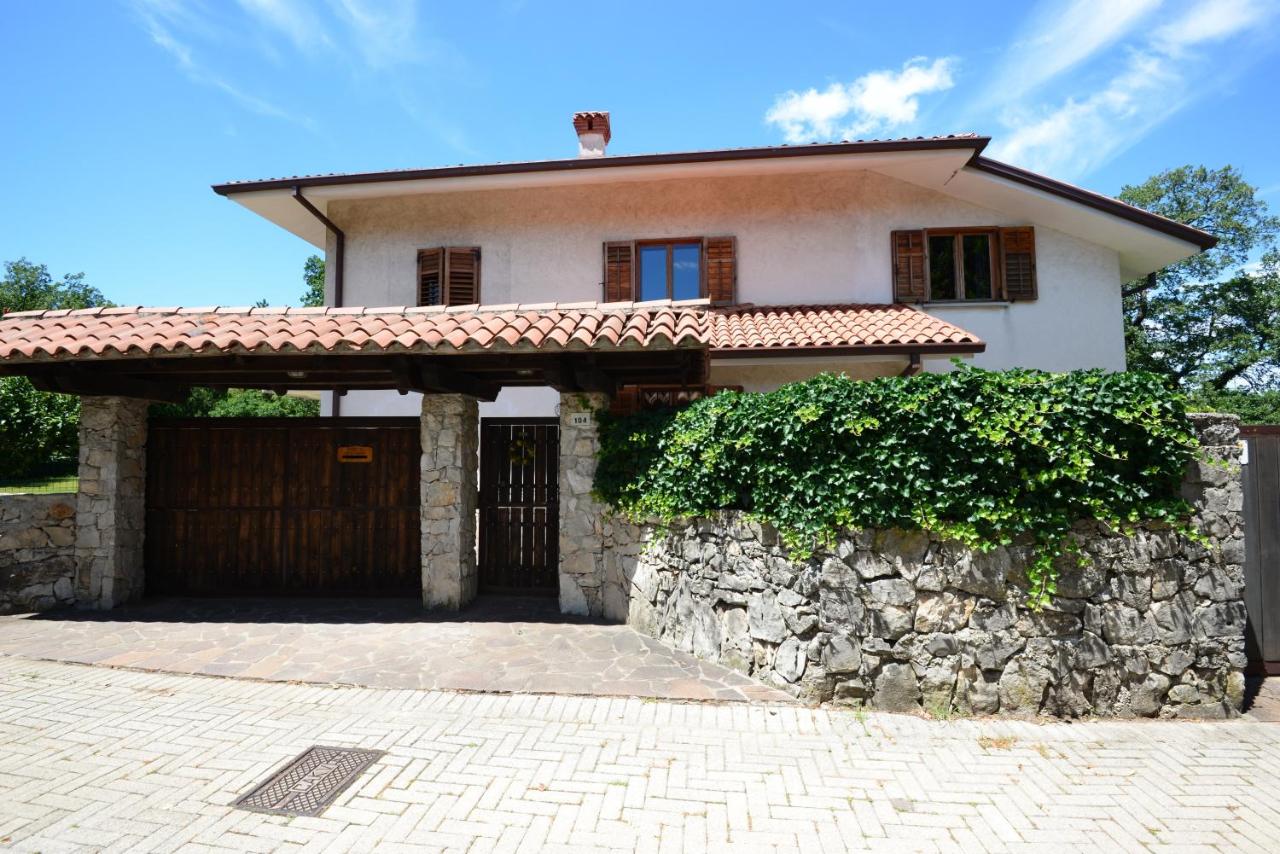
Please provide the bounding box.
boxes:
[444,247,481,305]
[603,241,635,302]
[417,248,443,306]
[891,230,927,302]
[999,227,1037,301]
[704,236,737,302]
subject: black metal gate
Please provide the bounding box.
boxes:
[1244,426,1280,672]
[478,418,559,594]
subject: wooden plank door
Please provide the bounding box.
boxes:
[146,418,420,597]
[478,419,559,594]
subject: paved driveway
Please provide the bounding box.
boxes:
[1,657,1278,852]
[0,597,792,704]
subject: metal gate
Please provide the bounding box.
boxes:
[145,418,421,597]
[478,418,559,594]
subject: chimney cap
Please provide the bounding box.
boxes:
[572,111,611,144]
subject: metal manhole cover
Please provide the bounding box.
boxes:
[234,745,384,817]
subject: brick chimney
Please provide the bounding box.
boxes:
[572,111,610,158]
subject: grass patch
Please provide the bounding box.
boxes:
[0,473,78,495]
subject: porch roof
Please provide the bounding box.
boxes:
[0,301,982,401]
[0,302,981,362]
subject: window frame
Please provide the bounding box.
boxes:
[924,227,1002,302]
[635,237,706,301]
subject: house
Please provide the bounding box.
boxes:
[0,112,1214,619]
[213,111,1213,421]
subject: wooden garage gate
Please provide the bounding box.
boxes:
[145,418,420,597]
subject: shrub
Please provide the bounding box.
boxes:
[0,377,79,478]
[595,367,1198,606]
[150,388,321,418]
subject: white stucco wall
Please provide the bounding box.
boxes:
[321,168,1126,416]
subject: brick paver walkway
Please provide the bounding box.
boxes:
[1,657,1278,852]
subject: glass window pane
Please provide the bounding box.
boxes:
[962,234,993,300]
[638,245,668,301]
[928,235,956,300]
[671,243,701,300]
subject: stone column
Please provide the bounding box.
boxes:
[74,396,148,610]
[558,392,611,617]
[421,393,479,610]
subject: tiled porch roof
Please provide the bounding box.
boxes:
[0,302,983,363]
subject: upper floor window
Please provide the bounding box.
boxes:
[602,236,737,303]
[639,240,702,301]
[892,227,1037,304]
[927,229,995,301]
[417,247,481,306]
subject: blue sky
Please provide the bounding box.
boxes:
[2,0,1277,308]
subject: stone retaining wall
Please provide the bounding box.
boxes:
[613,414,1246,718]
[0,493,77,614]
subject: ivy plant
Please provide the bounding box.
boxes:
[593,367,1198,607]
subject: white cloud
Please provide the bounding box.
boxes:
[985,0,1162,103]
[1152,0,1270,52]
[329,0,421,69]
[131,0,316,129]
[765,57,956,143]
[988,0,1275,178]
[236,0,331,51]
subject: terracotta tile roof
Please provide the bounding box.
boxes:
[708,304,980,353]
[0,302,982,363]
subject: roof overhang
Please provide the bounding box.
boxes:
[211,135,1213,279]
[212,138,989,248]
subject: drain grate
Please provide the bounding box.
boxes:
[235,745,384,817]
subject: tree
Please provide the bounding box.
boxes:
[151,388,320,419]
[0,258,109,314]
[0,258,111,478]
[1120,166,1280,392]
[300,255,325,307]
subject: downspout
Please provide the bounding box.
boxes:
[293,186,345,415]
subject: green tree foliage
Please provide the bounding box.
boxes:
[0,377,79,478]
[595,370,1197,607]
[1120,166,1280,393]
[1187,388,1280,425]
[150,388,320,419]
[0,259,112,478]
[0,258,109,314]
[300,255,325,307]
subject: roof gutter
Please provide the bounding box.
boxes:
[292,186,344,307]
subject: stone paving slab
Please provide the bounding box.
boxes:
[0,597,793,704]
[1,657,1279,852]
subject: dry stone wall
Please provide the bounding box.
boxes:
[614,414,1246,718]
[0,494,77,613]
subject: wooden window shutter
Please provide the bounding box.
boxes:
[417,248,443,306]
[703,236,737,302]
[603,241,635,302]
[444,247,481,305]
[999,227,1037,301]
[891,230,927,302]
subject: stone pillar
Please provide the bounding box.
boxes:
[558,392,611,617]
[74,396,148,610]
[421,394,479,610]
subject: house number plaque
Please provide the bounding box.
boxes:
[336,445,374,463]
[569,413,592,428]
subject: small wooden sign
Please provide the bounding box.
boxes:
[336,445,373,463]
